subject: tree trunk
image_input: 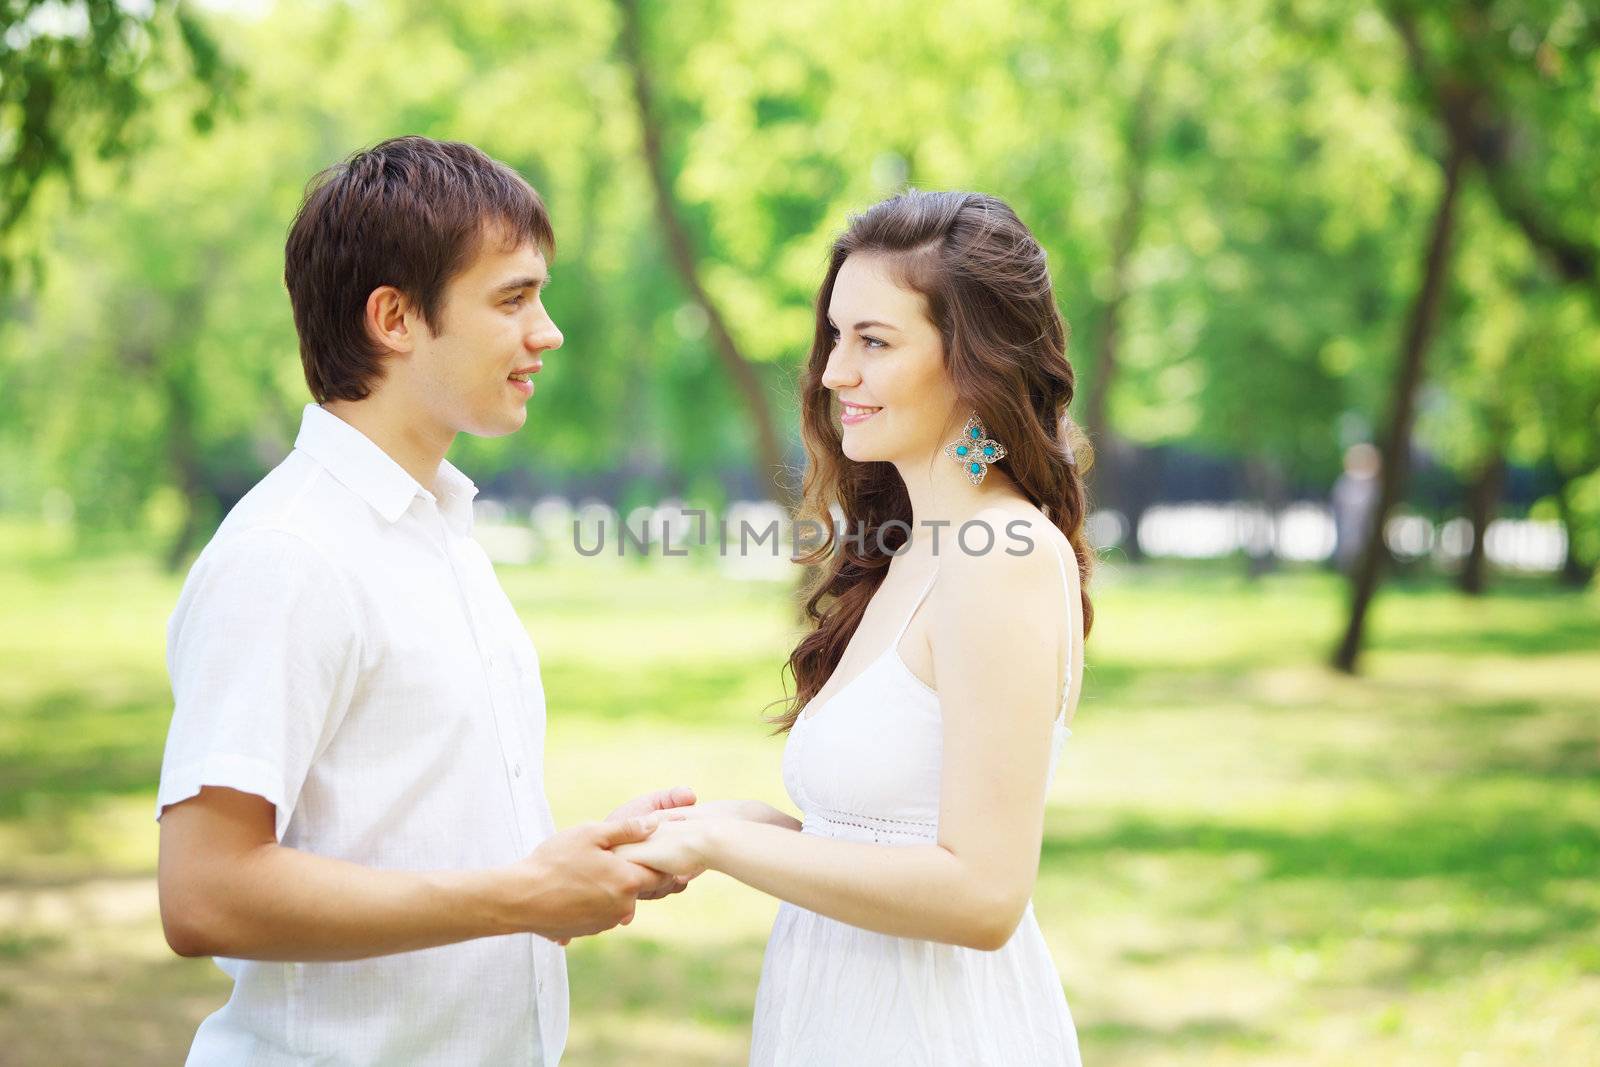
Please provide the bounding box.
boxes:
[1552,467,1596,588]
[1244,454,1286,580]
[1099,439,1155,563]
[1333,133,1469,673]
[1457,446,1504,596]
[1084,45,1168,563]
[1120,449,1155,564]
[1387,4,1599,297]
[614,0,795,513]
[161,353,206,573]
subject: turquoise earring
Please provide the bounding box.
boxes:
[944,413,1007,486]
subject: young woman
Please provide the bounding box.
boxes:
[615,190,1094,1065]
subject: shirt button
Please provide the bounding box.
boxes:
[513,762,523,778]
[486,652,496,668]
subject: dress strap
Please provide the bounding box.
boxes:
[889,565,941,649]
[1044,535,1077,721]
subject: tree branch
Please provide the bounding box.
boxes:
[613,0,796,511]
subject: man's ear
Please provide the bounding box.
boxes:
[365,285,418,356]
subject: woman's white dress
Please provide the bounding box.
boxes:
[749,537,1083,1066]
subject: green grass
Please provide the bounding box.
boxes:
[1,537,1597,1066]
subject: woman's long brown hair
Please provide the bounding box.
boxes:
[773,190,1095,733]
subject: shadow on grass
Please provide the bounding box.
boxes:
[1078,1016,1276,1053]
[0,948,228,1067]
[1463,734,1600,780]
[1297,698,1600,782]
[0,932,61,961]
[0,689,170,817]
[1042,805,1599,886]
[1376,616,1600,658]
[566,933,1279,1063]
[1361,898,1600,990]
[566,934,767,1030]
[1045,798,1600,994]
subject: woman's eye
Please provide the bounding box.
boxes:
[863,335,886,349]
[505,295,526,309]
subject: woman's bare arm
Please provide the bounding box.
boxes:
[616,513,1078,950]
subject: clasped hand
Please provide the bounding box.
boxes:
[511,791,790,946]
[603,786,701,899]
[612,798,797,878]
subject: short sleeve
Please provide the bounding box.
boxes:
[156,526,361,841]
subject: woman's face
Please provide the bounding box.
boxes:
[821,253,962,465]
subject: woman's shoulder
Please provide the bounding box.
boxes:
[965,500,1059,544]
[923,505,1074,696]
[932,502,1074,615]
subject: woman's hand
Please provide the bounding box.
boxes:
[672,799,801,831]
[611,819,716,879]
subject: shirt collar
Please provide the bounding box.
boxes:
[293,404,479,529]
[433,456,480,535]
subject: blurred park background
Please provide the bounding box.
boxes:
[2,0,1598,1064]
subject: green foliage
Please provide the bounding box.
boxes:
[0,0,1594,560]
[0,1,233,275]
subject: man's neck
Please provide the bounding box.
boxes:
[322,395,455,496]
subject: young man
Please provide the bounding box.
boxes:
[155,136,691,1065]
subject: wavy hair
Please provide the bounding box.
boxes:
[775,190,1095,732]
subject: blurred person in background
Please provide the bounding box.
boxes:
[1332,442,1382,574]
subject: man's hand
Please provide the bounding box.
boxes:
[606,787,698,900]
[605,786,698,823]
[501,818,664,943]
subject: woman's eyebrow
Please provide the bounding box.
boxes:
[827,316,900,332]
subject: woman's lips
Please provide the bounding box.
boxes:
[840,402,881,426]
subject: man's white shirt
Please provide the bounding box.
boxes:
[157,403,566,1065]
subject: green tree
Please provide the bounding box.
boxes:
[1333,0,1600,671]
[0,0,230,279]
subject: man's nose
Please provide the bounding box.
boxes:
[530,313,563,352]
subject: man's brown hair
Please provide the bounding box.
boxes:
[284,136,555,402]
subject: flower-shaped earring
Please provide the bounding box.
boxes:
[944,413,1007,486]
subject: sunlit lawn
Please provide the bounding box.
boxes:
[2,526,1597,1066]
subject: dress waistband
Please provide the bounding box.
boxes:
[802,806,939,845]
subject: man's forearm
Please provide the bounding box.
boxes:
[163,843,517,962]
